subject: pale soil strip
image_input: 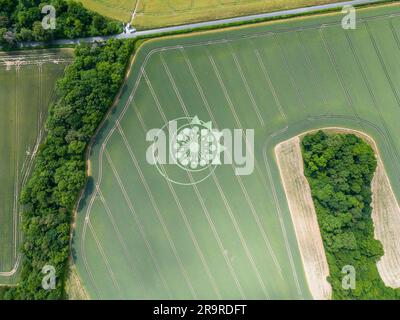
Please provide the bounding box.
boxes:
[208,50,307,294]
[0,59,73,67]
[372,160,400,288]
[300,127,400,289]
[311,26,400,287]
[275,136,331,300]
[160,54,270,298]
[130,0,140,23]
[262,144,303,296]
[76,11,400,295]
[65,263,90,300]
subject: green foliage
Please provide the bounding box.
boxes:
[302,131,400,299]
[0,0,121,48]
[3,39,134,299]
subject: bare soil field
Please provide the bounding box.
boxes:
[74,4,400,299]
[276,126,400,297]
[372,162,400,288]
[275,136,331,300]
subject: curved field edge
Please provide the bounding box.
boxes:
[0,41,134,300]
[310,127,400,289]
[0,49,74,286]
[67,43,142,300]
[275,136,331,300]
[275,127,400,299]
[300,128,400,298]
[73,2,400,299]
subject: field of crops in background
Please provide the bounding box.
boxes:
[74,3,400,299]
[0,49,73,285]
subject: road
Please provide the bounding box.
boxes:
[21,0,382,48]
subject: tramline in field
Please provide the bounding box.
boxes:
[0,50,73,285]
[79,0,344,27]
[74,3,400,299]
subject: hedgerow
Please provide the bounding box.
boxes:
[3,39,134,299]
[0,0,121,48]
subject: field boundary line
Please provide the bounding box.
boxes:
[205,46,273,191]
[96,173,148,298]
[78,11,400,295]
[81,140,113,299]
[129,100,222,298]
[161,53,271,298]
[262,139,303,298]
[14,66,19,262]
[365,21,400,111]
[145,58,246,298]
[253,48,288,125]
[181,47,284,278]
[364,16,400,176]
[275,136,332,300]
[80,47,174,298]
[104,147,172,298]
[87,215,124,298]
[156,158,223,299]
[210,49,297,283]
[271,34,309,118]
[117,123,198,299]
[0,58,71,279]
[343,29,400,181]
[227,43,264,126]
[319,26,365,132]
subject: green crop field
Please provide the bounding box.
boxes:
[79,0,343,28]
[74,3,400,299]
[0,49,73,285]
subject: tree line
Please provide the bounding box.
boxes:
[1,39,134,299]
[0,0,121,48]
[302,131,400,299]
